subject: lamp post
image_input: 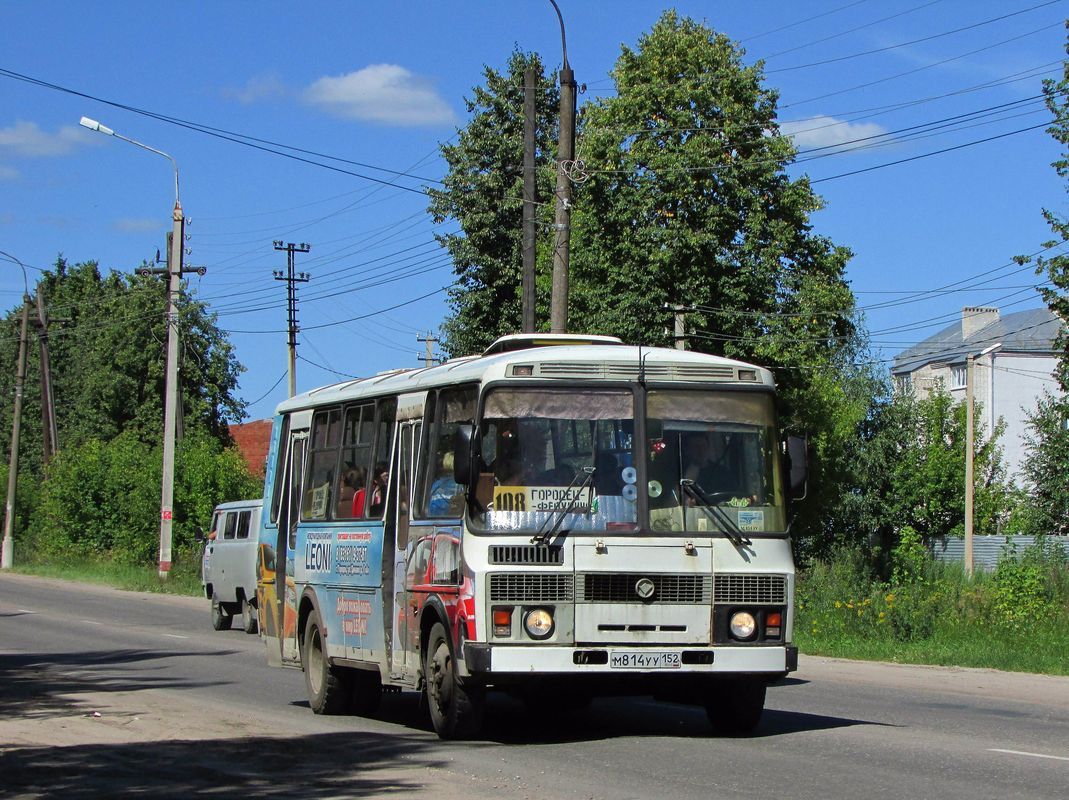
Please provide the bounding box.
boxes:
[0,250,30,570]
[965,342,1001,576]
[80,117,183,580]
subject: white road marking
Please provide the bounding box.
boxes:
[988,748,1069,763]
[17,609,36,613]
[80,620,103,626]
[161,633,189,639]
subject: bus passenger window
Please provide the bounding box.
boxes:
[303,407,341,521]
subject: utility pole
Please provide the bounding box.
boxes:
[1,294,31,570]
[417,332,440,366]
[273,241,311,398]
[549,0,576,334]
[36,290,58,463]
[666,304,688,350]
[522,66,537,333]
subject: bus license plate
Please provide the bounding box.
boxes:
[610,651,681,670]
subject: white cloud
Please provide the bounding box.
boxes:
[0,120,95,157]
[304,64,456,126]
[779,116,888,151]
[0,164,18,181]
[113,218,162,234]
[222,74,289,105]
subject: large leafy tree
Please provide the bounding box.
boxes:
[1018,33,1069,532]
[569,12,866,544]
[0,257,246,475]
[428,50,560,356]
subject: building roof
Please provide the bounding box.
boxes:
[891,306,1063,375]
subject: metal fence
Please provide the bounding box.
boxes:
[930,535,1069,571]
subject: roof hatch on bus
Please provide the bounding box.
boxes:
[482,333,624,356]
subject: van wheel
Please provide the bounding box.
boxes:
[304,608,351,715]
[705,678,766,735]
[349,668,383,716]
[241,597,258,634]
[425,622,484,739]
[211,592,233,631]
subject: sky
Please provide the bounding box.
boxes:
[1,0,1067,421]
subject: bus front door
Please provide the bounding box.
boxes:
[278,430,307,666]
[388,418,420,683]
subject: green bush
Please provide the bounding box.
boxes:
[24,432,260,568]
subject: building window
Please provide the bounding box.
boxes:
[894,375,911,394]
[951,365,967,390]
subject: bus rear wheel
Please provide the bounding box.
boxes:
[425,622,483,739]
[211,592,232,631]
[304,608,351,715]
[705,677,766,735]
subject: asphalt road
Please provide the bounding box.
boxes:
[1,572,1067,799]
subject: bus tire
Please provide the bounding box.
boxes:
[303,608,351,715]
[241,596,258,635]
[705,677,765,735]
[211,592,233,631]
[349,668,383,716]
[425,622,484,739]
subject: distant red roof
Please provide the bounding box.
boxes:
[229,419,272,478]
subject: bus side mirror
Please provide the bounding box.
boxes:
[786,435,808,501]
[453,425,474,486]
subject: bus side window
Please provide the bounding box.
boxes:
[417,385,476,519]
[269,416,290,526]
[368,398,397,518]
[432,534,460,585]
[302,408,341,521]
[337,403,374,520]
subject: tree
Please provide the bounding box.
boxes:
[0,257,246,475]
[568,12,867,545]
[841,384,1012,568]
[428,50,560,356]
[1016,28,1069,530]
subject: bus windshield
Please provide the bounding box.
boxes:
[472,388,638,533]
[646,390,786,535]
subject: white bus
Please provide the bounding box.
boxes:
[256,334,805,739]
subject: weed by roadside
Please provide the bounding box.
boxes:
[11,558,203,598]
[796,532,1069,675]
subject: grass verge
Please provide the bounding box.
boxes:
[12,559,203,598]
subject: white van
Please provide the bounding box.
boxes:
[201,498,263,633]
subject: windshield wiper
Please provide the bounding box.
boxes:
[531,466,596,546]
[679,478,751,548]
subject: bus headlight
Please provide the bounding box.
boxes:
[523,608,554,639]
[729,611,757,640]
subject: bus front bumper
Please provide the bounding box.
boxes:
[462,643,797,676]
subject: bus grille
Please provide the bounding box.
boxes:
[713,574,787,605]
[578,574,712,604]
[489,545,563,565]
[489,573,574,602]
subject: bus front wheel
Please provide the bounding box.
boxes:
[425,622,484,739]
[705,677,766,735]
[304,608,351,714]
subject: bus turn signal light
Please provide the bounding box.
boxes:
[493,607,513,637]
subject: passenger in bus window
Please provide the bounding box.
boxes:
[429,452,462,516]
[368,463,389,517]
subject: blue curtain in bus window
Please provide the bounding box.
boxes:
[303,408,341,521]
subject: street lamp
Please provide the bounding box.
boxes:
[0,250,31,570]
[80,116,184,580]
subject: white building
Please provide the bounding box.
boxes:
[891,306,1064,483]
